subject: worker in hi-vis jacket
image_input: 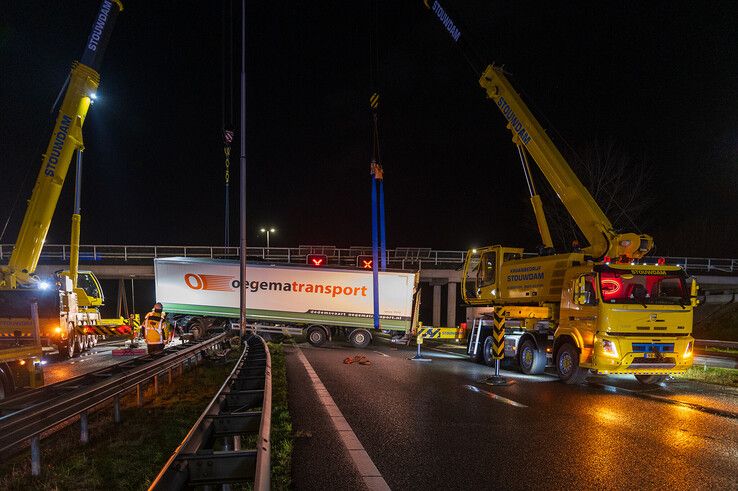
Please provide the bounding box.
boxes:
[143,302,168,353]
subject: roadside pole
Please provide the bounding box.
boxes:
[239,0,248,338]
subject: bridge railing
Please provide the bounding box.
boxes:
[0,244,735,273]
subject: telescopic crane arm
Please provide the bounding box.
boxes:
[0,1,123,288]
[424,0,654,260]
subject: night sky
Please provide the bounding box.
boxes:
[1,1,737,257]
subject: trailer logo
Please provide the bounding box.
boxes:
[182,273,369,298]
[184,273,234,292]
[87,0,114,52]
[44,114,73,177]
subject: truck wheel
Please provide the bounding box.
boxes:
[556,342,586,384]
[189,319,205,341]
[635,375,666,385]
[482,336,497,366]
[67,334,80,359]
[306,326,328,347]
[519,338,546,375]
[348,329,371,349]
[0,367,11,400]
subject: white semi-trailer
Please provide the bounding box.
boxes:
[154,257,419,348]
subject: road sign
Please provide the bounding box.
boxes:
[307,254,328,267]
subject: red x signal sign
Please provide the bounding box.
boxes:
[357,255,374,269]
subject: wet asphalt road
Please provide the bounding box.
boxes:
[41,340,141,385]
[285,340,738,491]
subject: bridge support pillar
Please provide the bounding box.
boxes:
[447,282,457,327]
[433,284,442,327]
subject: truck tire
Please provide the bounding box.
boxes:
[519,338,546,375]
[635,375,666,385]
[67,333,80,359]
[306,325,328,347]
[0,366,11,401]
[556,342,586,384]
[482,336,497,366]
[189,319,205,341]
[348,329,371,349]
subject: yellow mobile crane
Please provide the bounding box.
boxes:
[425,1,697,384]
[0,1,123,397]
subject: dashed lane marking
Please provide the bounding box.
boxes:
[372,350,390,357]
[293,345,391,490]
[464,384,528,408]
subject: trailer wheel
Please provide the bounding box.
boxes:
[348,329,371,349]
[482,336,496,366]
[519,338,546,375]
[635,375,666,385]
[556,342,586,384]
[306,325,328,347]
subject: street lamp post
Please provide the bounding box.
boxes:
[260,227,276,248]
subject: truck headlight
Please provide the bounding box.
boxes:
[602,338,619,358]
[683,341,693,358]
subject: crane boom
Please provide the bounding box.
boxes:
[478,65,653,259]
[424,0,653,260]
[1,1,123,287]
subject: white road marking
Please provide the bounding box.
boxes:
[464,384,528,408]
[372,350,390,357]
[294,346,391,490]
[426,347,468,358]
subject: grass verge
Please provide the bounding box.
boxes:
[675,366,738,387]
[268,342,293,491]
[0,354,238,490]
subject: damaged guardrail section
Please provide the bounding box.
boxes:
[150,335,272,490]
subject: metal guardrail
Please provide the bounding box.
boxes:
[2,243,737,273]
[695,339,738,349]
[0,333,228,475]
[150,335,272,490]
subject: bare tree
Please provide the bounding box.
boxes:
[537,138,654,251]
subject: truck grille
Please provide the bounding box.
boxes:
[629,357,676,369]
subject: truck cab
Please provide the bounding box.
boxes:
[559,263,695,383]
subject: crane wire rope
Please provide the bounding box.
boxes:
[222,0,235,248]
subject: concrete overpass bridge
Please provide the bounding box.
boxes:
[7,244,737,327]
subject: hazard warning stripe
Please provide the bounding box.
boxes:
[74,325,133,336]
[417,327,465,340]
[492,309,505,359]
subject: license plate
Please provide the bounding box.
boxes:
[644,352,657,359]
